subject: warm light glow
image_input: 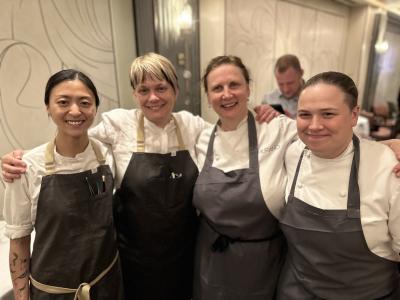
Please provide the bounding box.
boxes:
[178,4,193,31]
[375,40,389,53]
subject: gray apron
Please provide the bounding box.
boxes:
[113,114,198,300]
[277,135,399,300]
[193,111,286,300]
[30,140,123,300]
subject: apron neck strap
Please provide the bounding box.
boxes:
[203,111,259,170]
[44,139,106,175]
[289,135,361,218]
[136,113,185,152]
[346,135,360,218]
[288,149,306,198]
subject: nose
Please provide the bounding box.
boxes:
[281,84,291,94]
[221,86,232,99]
[69,103,82,116]
[148,90,160,101]
[309,116,323,130]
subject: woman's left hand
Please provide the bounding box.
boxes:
[254,104,281,123]
[383,139,400,177]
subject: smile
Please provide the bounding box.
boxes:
[145,103,166,110]
[306,134,329,139]
[220,101,238,108]
[66,120,84,126]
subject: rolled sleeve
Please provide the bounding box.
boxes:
[3,176,33,239]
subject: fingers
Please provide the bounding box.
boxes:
[257,110,280,123]
[254,104,281,124]
[2,170,20,183]
[394,163,400,178]
[1,151,26,183]
[2,152,26,169]
[12,149,24,160]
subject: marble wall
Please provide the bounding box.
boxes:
[226,0,349,106]
[0,0,136,218]
[200,0,355,122]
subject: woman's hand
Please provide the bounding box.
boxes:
[381,139,400,177]
[254,104,281,123]
[1,150,26,183]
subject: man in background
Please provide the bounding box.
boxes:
[262,54,304,118]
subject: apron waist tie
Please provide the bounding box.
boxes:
[30,251,119,300]
[204,218,282,252]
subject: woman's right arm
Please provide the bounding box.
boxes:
[9,236,31,300]
[1,150,26,182]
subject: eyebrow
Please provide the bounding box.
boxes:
[298,108,339,112]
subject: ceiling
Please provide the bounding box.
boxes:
[335,0,400,15]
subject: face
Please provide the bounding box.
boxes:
[134,78,177,128]
[206,64,250,129]
[297,83,359,159]
[47,79,97,140]
[275,67,303,99]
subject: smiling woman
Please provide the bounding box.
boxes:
[278,71,400,300]
[3,69,123,300]
[46,77,98,154]
[193,55,297,300]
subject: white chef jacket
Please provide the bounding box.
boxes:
[3,139,115,240]
[196,112,297,218]
[89,108,209,188]
[285,138,400,261]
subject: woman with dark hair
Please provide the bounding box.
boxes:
[1,54,275,300]
[3,69,123,300]
[277,72,400,299]
[193,55,297,300]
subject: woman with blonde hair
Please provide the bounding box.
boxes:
[3,53,207,300]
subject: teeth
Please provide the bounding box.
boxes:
[67,120,84,125]
[146,104,164,110]
[221,102,237,108]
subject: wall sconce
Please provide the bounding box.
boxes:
[178,3,193,32]
[374,10,389,54]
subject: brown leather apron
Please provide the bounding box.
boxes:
[30,140,123,300]
[193,111,286,300]
[113,114,198,300]
[277,135,399,300]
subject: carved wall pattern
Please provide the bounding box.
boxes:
[0,0,121,217]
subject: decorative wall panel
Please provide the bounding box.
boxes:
[225,0,349,104]
[0,0,130,222]
[226,0,276,104]
[0,0,118,156]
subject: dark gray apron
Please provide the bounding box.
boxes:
[30,140,123,299]
[193,111,286,300]
[277,135,399,300]
[114,114,198,300]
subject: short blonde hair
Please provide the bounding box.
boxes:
[129,52,179,93]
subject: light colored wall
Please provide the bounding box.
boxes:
[0,1,136,295]
[199,0,374,122]
[0,0,135,216]
[199,0,226,123]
